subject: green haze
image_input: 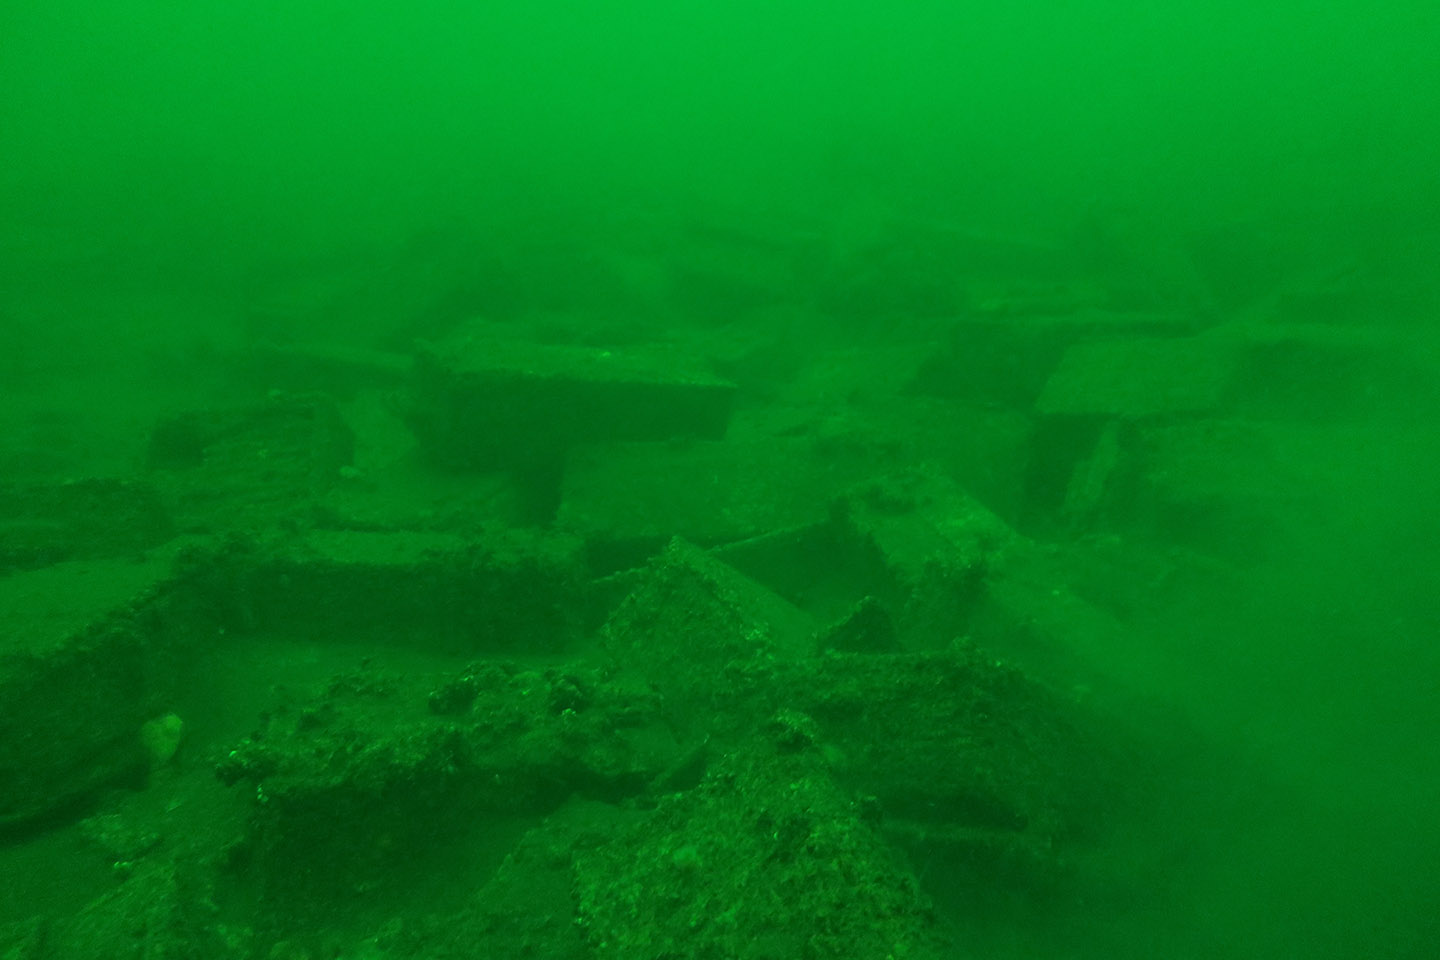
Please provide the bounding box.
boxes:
[5,1,1437,279]
[2,2,1437,958]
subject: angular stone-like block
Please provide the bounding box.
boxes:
[146,392,354,534]
[724,649,1123,844]
[911,308,1200,409]
[0,477,172,573]
[1221,321,1440,423]
[175,528,586,655]
[559,438,873,571]
[407,336,736,471]
[1036,336,1240,419]
[0,557,177,830]
[601,538,815,732]
[832,467,1017,648]
[575,733,945,960]
[1114,419,1438,561]
[828,468,1165,690]
[40,860,238,960]
[215,660,678,919]
[248,341,414,397]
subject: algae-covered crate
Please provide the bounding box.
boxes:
[172,527,588,654]
[559,438,877,571]
[0,477,173,574]
[0,557,184,830]
[146,391,355,534]
[600,536,817,735]
[575,727,945,960]
[215,660,679,922]
[406,335,737,470]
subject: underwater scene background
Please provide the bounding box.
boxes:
[2,2,1438,957]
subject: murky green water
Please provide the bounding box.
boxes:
[2,3,1437,958]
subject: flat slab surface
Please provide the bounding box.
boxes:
[0,557,172,660]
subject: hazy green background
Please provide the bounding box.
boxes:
[2,2,1438,955]
[4,0,1438,280]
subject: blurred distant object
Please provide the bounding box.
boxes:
[1073,204,1215,315]
[146,392,353,534]
[0,478,172,574]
